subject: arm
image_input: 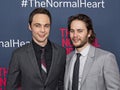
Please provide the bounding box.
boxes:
[104,53,120,90]
[58,49,66,90]
[6,51,21,90]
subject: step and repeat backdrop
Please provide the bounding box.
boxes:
[0,0,120,89]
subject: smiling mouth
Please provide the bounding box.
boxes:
[39,34,46,38]
[72,38,79,42]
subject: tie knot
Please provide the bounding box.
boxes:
[41,48,45,52]
[76,53,81,58]
[41,48,45,59]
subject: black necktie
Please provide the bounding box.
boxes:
[40,48,47,81]
[72,53,81,90]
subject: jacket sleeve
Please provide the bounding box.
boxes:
[58,49,66,90]
[6,51,21,90]
[104,53,120,90]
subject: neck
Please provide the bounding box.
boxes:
[76,43,89,52]
[33,39,48,47]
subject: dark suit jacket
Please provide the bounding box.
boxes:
[6,41,66,90]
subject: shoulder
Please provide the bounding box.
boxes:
[90,46,119,71]
[51,41,66,52]
[87,45,117,64]
[89,45,115,56]
[12,42,32,55]
[66,51,75,60]
[67,51,74,57]
[95,48,119,75]
[95,47,115,56]
[93,46,116,62]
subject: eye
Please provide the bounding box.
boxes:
[34,24,41,27]
[70,29,74,33]
[77,29,83,33]
[45,24,50,28]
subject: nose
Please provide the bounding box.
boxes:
[40,26,45,33]
[73,31,77,37]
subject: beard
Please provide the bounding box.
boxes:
[71,36,88,49]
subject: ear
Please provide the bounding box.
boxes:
[88,30,92,37]
[28,24,32,31]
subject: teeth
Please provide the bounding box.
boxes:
[73,40,78,43]
[73,39,78,41]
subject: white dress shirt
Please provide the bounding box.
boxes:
[69,44,90,90]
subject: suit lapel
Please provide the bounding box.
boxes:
[65,51,75,90]
[26,43,42,80]
[80,45,95,86]
[45,43,58,85]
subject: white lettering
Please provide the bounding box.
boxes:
[0,39,30,48]
[25,0,105,8]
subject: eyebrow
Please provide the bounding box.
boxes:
[77,29,84,30]
[33,23,50,26]
[70,28,84,30]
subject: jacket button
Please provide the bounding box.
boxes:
[44,85,46,88]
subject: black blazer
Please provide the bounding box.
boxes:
[6,41,66,90]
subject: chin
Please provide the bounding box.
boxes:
[37,39,46,42]
[73,43,80,47]
[72,42,82,47]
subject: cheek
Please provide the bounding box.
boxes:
[32,30,40,36]
[81,34,89,41]
[70,35,73,40]
[80,32,88,38]
[32,30,38,35]
[46,30,50,35]
[31,27,39,32]
[70,33,73,38]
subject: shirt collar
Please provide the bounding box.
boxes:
[75,44,90,56]
[32,39,51,52]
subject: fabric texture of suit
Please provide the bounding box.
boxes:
[64,45,120,90]
[6,41,66,90]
